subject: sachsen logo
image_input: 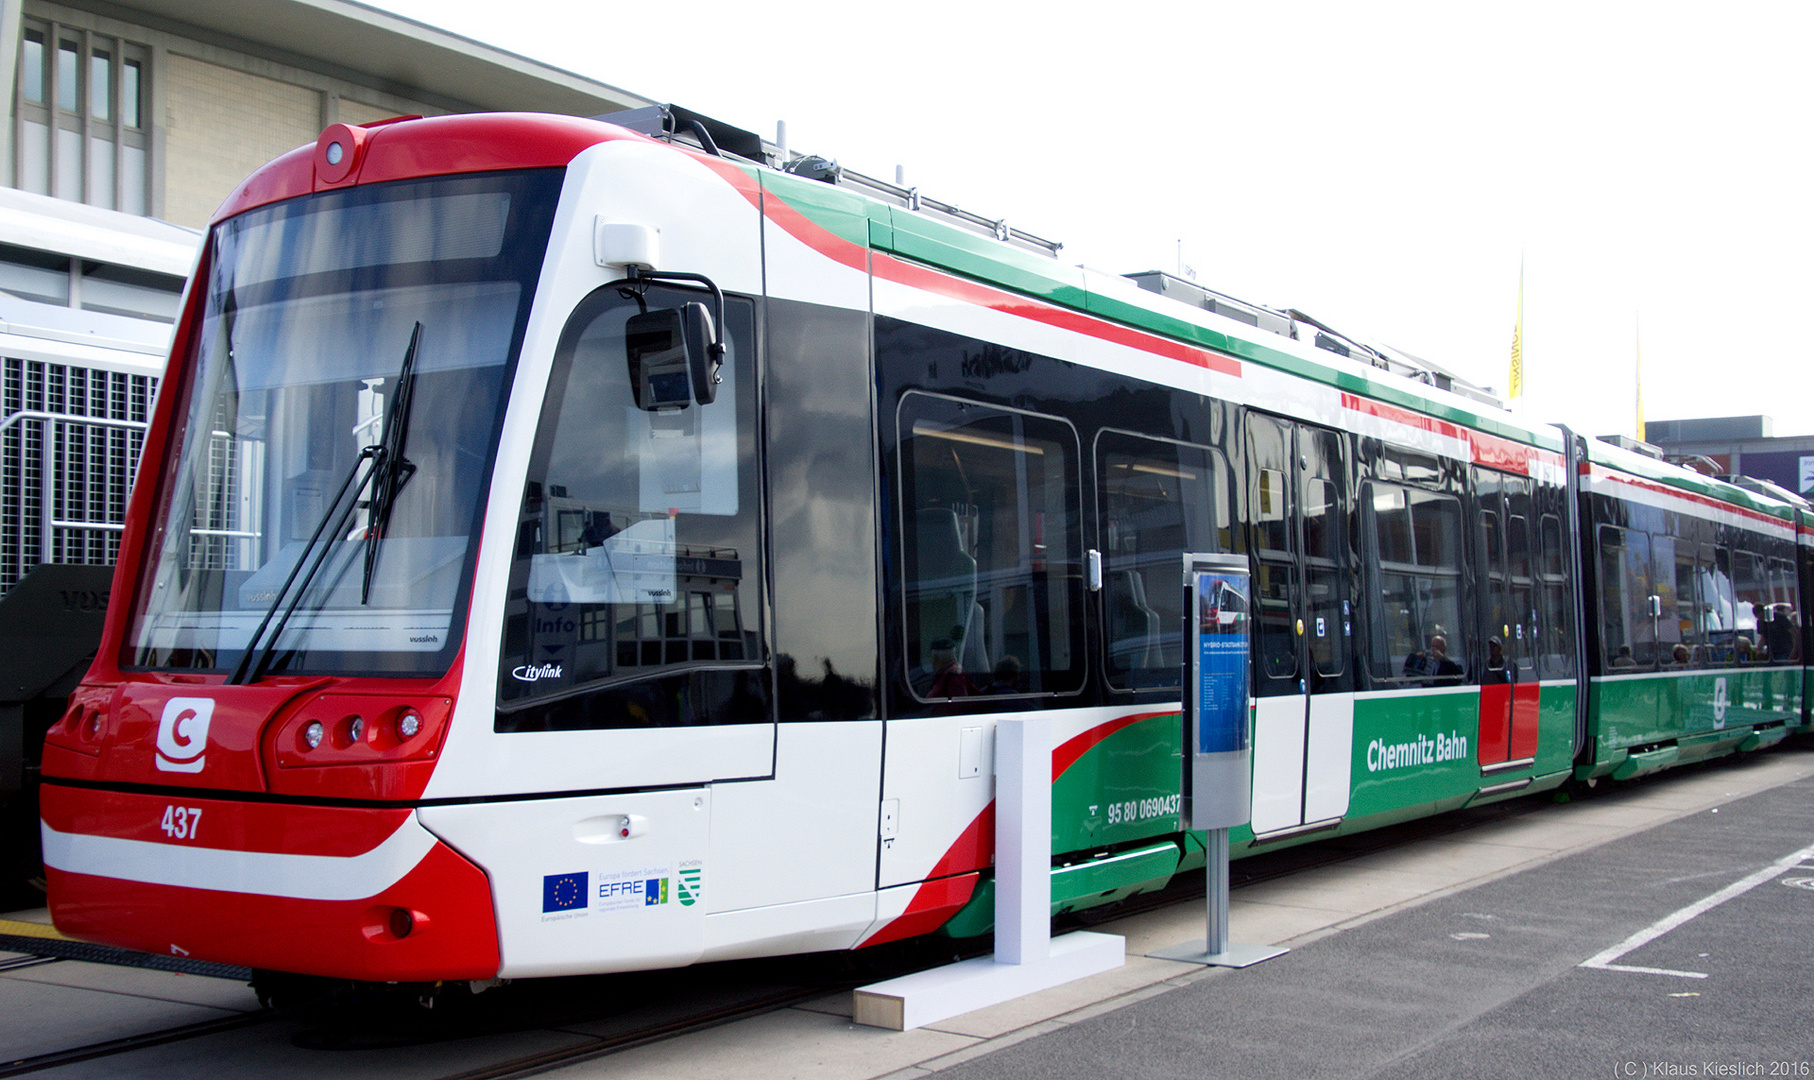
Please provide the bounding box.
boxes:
[154,697,214,773]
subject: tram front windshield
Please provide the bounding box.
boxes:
[128,170,561,676]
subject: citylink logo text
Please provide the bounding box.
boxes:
[1367,731,1469,773]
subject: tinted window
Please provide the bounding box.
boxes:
[898,393,1083,699]
[1536,513,1575,678]
[1098,432,1230,691]
[496,285,765,729]
[1370,483,1465,685]
[1598,526,1653,669]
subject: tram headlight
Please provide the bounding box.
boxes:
[269,695,450,784]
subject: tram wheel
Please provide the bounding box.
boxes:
[250,969,352,1013]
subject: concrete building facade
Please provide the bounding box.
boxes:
[1647,415,1814,503]
[0,0,653,590]
[0,0,651,228]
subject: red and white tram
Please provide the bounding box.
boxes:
[37,110,1806,989]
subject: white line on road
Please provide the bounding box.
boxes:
[1579,838,1814,979]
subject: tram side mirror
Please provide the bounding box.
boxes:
[625,307,693,411]
[681,302,720,406]
[625,303,721,410]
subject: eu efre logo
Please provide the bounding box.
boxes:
[542,872,588,912]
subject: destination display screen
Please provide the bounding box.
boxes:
[1195,570,1251,755]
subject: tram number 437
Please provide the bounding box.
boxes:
[160,805,202,841]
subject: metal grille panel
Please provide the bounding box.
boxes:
[0,357,156,592]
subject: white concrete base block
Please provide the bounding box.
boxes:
[853,931,1125,1031]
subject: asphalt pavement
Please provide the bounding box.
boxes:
[923,774,1814,1080]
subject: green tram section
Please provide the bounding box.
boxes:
[937,666,1791,939]
[747,150,1811,939]
[1582,671,1794,782]
[1577,438,1804,781]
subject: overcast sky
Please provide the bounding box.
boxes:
[372,0,1814,438]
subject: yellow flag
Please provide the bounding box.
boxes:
[1635,316,1645,442]
[1507,261,1524,399]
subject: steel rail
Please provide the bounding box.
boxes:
[428,984,838,1080]
[0,1010,274,1077]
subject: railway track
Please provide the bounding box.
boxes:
[429,983,843,1080]
[0,1010,277,1077]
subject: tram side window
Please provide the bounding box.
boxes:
[496,286,765,729]
[1476,469,1535,681]
[1380,447,1442,486]
[1478,502,1506,675]
[1536,514,1576,679]
[1669,541,1702,666]
[1598,526,1653,668]
[1649,534,1684,662]
[1766,556,1800,662]
[1248,415,1296,682]
[1801,545,1814,662]
[1302,474,1347,680]
[1098,432,1231,691]
[1732,548,1770,663]
[1503,479,1536,679]
[1506,512,1536,678]
[898,393,1083,700]
[1699,545,1738,657]
[1368,483,1465,685]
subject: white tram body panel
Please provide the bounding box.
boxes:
[39,110,1797,989]
[427,138,770,805]
[408,138,915,974]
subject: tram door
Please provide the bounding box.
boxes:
[1476,473,1541,768]
[1247,414,1356,836]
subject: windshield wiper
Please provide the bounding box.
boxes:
[227,323,423,684]
[362,322,420,604]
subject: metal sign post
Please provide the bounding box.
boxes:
[1151,552,1288,968]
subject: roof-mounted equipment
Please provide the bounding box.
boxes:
[596,104,764,162]
[1126,271,1504,410]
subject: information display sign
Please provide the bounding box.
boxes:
[1148,553,1282,968]
[1182,553,1252,830]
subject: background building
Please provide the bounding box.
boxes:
[1646,415,1814,504]
[0,0,652,591]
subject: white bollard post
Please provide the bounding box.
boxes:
[851,715,1124,1030]
[994,717,1049,966]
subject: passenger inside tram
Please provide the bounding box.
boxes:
[911,635,972,698]
[1763,603,1798,661]
[1403,633,1464,683]
[1482,636,1512,684]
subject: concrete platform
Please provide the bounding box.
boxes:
[540,747,1814,1080]
[923,760,1814,1080]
